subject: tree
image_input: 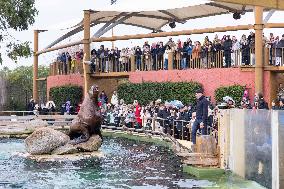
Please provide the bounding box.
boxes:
[0,0,38,64]
[1,65,49,111]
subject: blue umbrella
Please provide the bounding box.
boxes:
[170,100,184,109]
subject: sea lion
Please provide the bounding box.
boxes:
[68,84,103,144]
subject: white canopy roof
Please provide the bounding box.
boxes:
[46,1,255,48]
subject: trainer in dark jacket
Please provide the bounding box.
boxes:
[191,89,209,145]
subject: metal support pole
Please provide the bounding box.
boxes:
[33,30,39,103]
[254,6,264,94]
[83,10,92,96]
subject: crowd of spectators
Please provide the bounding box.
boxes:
[27,83,284,142]
[54,32,284,74]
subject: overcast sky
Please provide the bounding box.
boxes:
[1,0,284,70]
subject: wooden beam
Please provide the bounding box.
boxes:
[37,40,83,55]
[33,30,39,103]
[35,23,284,56]
[254,6,264,94]
[90,72,130,78]
[91,24,254,42]
[265,23,284,28]
[36,77,47,81]
[212,0,284,10]
[83,10,92,96]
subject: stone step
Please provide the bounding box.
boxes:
[182,157,219,166]
[176,152,217,158]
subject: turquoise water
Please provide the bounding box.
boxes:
[0,138,215,189]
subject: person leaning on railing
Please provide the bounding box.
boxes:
[181,42,188,69]
[90,49,97,73]
[223,35,232,68]
[143,45,151,71]
[135,46,142,71]
[151,43,157,70]
[275,34,284,66]
[157,42,165,70]
[231,36,240,67]
[97,45,106,72]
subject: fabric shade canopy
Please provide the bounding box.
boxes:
[46,1,255,49]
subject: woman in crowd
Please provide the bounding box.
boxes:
[135,46,143,70]
[164,45,171,70]
[223,35,232,68]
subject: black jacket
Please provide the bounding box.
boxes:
[196,95,209,124]
[276,39,284,57]
[223,39,232,51]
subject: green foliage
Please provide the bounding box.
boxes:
[214,85,245,105]
[117,82,202,105]
[0,0,37,64]
[49,85,83,110]
[1,65,49,110]
[6,41,32,63]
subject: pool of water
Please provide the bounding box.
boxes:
[0,137,215,189]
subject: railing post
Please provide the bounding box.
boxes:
[182,122,184,140]
[153,116,156,131]
[53,62,56,75]
[264,47,269,66]
[131,55,135,72]
[254,6,264,94]
[49,64,51,76]
[168,51,174,70]
[83,10,92,96]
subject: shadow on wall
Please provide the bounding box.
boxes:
[91,78,129,99]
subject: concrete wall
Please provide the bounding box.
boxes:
[220,109,273,189]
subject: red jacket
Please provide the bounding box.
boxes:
[135,105,142,124]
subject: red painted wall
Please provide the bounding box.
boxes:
[129,68,270,103]
[46,68,271,104]
[47,74,84,99]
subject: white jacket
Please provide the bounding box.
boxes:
[111,94,118,105]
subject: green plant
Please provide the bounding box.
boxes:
[49,85,83,110]
[117,82,202,105]
[214,85,245,105]
[0,0,38,64]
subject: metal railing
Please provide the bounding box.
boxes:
[50,47,268,76]
[101,113,218,142]
[0,112,219,144]
[268,47,284,66]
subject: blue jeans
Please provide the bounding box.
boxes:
[191,119,207,144]
[164,59,168,70]
[181,58,187,69]
[136,58,141,70]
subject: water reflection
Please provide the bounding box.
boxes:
[0,138,214,189]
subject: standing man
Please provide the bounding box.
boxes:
[191,89,209,145]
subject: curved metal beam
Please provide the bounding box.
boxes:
[263,10,276,23]
[45,26,84,49]
[93,12,127,37]
[93,12,138,38]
